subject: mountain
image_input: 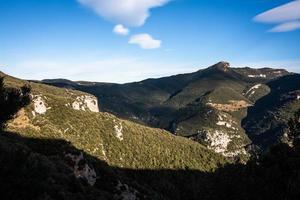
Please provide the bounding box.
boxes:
[42,62,293,159]
[1,70,300,200]
[0,71,226,199]
[243,74,300,150]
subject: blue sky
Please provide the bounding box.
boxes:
[0,0,300,83]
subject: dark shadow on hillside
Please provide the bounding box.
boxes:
[1,130,300,200]
[242,74,300,150]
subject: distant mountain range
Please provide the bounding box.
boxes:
[42,62,300,159]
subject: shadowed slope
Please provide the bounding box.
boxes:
[243,74,300,150]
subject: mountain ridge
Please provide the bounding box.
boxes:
[41,61,289,85]
[40,62,296,160]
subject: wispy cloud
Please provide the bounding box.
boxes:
[254,0,300,32]
[269,20,300,32]
[77,0,170,27]
[113,24,129,36]
[129,34,161,49]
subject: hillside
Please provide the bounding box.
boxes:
[243,74,300,150]
[42,62,292,159]
[1,71,300,200]
[0,72,227,199]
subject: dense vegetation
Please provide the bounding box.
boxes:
[1,72,300,200]
[0,73,226,199]
[0,77,31,128]
[243,74,300,150]
[43,62,296,160]
[211,111,300,200]
[43,62,288,137]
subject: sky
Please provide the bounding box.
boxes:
[0,0,300,83]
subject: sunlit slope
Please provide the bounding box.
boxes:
[4,73,226,171]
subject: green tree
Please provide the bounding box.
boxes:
[0,76,31,129]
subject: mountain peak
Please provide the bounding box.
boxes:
[209,61,230,72]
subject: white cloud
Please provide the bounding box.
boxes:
[129,34,161,49]
[77,0,170,27]
[254,1,300,23]
[113,24,129,35]
[254,0,300,32]
[269,20,300,32]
